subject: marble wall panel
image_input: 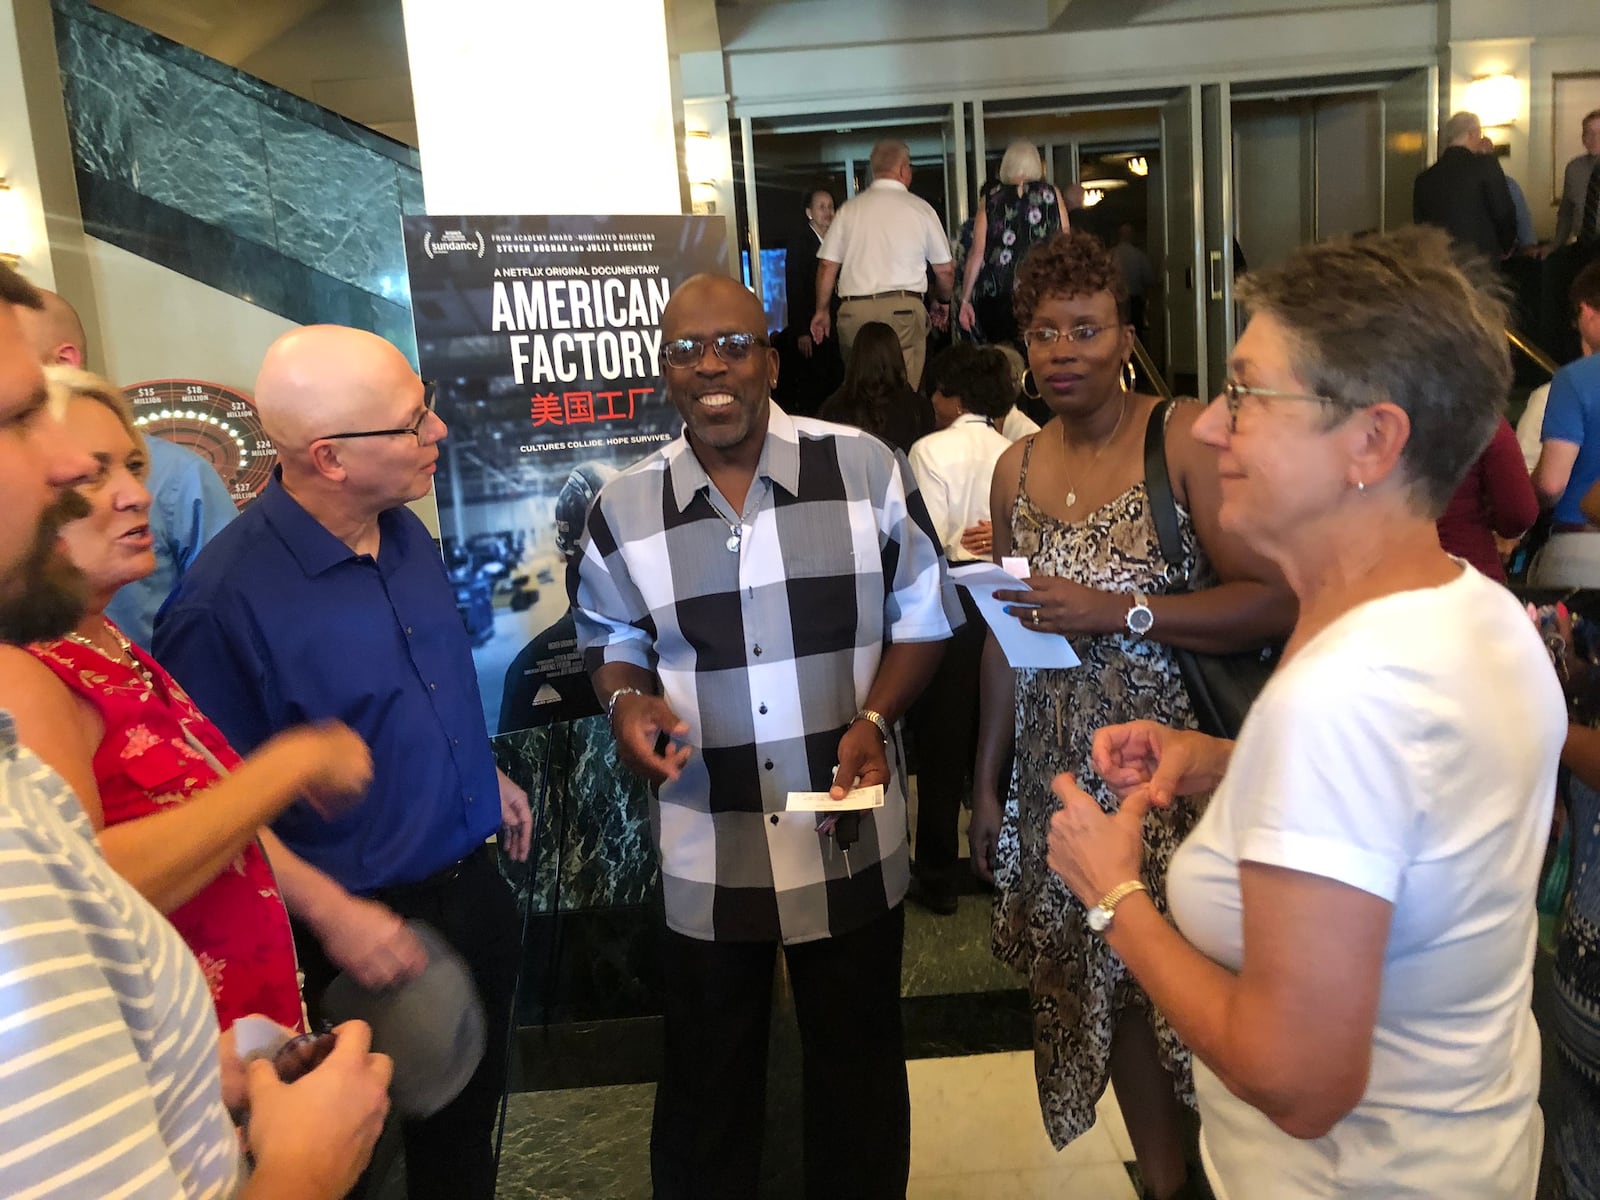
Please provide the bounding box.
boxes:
[495,717,657,916]
[54,0,420,172]
[55,20,136,185]
[53,0,424,340]
[127,63,276,246]
[260,108,408,290]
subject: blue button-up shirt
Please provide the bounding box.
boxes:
[152,472,500,893]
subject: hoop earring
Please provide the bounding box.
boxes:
[1121,360,1136,394]
[1021,369,1041,401]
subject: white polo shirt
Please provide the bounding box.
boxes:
[818,179,952,298]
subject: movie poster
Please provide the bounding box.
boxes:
[403,214,728,733]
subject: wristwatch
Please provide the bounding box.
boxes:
[852,709,890,743]
[1125,589,1154,637]
[1086,880,1149,933]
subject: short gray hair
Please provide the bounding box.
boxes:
[869,139,909,178]
[998,141,1043,185]
[1440,110,1481,151]
[1234,226,1510,518]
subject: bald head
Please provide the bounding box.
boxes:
[254,325,419,455]
[16,289,87,367]
[661,273,768,340]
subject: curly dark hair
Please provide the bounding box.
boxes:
[1012,230,1128,329]
[924,343,1015,421]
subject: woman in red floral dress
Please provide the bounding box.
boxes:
[0,368,373,1029]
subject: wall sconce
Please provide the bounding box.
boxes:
[1465,73,1520,128]
[1127,156,1149,177]
[1082,188,1105,208]
[0,178,21,267]
[685,130,721,190]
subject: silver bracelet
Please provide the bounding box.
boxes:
[606,687,646,723]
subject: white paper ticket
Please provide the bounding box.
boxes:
[785,784,886,812]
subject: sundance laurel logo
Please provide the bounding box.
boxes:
[422,229,486,260]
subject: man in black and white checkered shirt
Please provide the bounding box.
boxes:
[572,274,961,1199]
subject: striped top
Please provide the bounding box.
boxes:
[0,711,243,1198]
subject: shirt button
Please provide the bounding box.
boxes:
[406,626,414,635]
[758,703,768,715]
[764,759,774,771]
[452,738,460,746]
[769,814,779,825]
[429,682,437,690]
[753,644,762,656]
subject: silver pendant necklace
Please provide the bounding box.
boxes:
[706,496,744,552]
[1060,394,1128,510]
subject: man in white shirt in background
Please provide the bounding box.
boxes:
[812,138,955,389]
[904,343,1016,914]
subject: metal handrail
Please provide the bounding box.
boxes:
[1507,328,1559,378]
[1131,335,1175,400]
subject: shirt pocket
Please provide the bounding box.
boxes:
[117,733,207,795]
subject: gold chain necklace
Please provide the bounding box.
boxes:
[62,621,156,691]
[1059,394,1128,510]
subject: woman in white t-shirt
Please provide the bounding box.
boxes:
[1043,227,1566,1199]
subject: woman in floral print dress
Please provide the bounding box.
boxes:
[958,139,1069,348]
[968,233,1291,1199]
[0,368,374,1029]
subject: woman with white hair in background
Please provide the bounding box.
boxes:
[958,139,1069,348]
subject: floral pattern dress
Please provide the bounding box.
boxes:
[991,433,1206,1149]
[28,630,304,1030]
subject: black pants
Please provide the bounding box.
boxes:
[906,588,984,888]
[651,906,909,1200]
[294,846,521,1200]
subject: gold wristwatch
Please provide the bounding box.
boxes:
[1087,880,1149,933]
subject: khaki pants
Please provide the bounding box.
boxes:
[838,294,930,389]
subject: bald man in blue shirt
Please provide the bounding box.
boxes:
[156,325,531,1200]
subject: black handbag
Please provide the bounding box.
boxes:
[1142,399,1281,739]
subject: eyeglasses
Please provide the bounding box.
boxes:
[1021,324,1112,348]
[321,380,438,442]
[663,333,770,369]
[1219,380,1357,433]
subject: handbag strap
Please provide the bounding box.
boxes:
[1142,398,1187,583]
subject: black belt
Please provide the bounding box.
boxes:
[840,289,924,301]
[372,843,488,901]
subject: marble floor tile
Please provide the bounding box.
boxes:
[494,1051,1140,1199]
[909,1163,1138,1199]
[907,1052,1122,1179]
[1095,1087,1136,1162]
[902,892,1021,998]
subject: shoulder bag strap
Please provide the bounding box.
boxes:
[1143,398,1185,572]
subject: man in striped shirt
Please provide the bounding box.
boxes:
[573,273,960,1197]
[0,262,391,1198]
